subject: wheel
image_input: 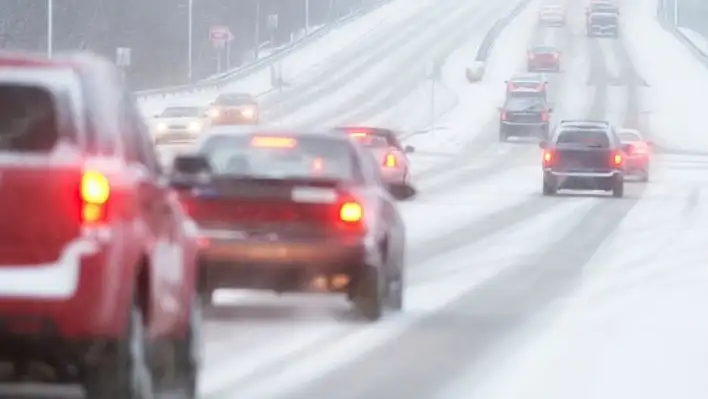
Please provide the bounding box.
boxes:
[385,249,405,312]
[542,180,557,196]
[172,296,202,398]
[84,299,154,399]
[353,266,384,321]
[612,177,624,198]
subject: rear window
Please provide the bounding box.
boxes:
[161,107,201,117]
[619,132,641,142]
[199,135,356,181]
[509,89,544,98]
[557,129,610,147]
[0,85,59,152]
[347,132,389,148]
[215,94,254,106]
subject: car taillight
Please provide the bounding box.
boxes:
[501,111,508,120]
[612,152,623,166]
[542,150,555,166]
[81,170,110,223]
[340,202,363,223]
[633,143,648,154]
[384,153,397,168]
[528,53,535,59]
[541,110,549,121]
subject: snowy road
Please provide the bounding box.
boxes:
[10,0,702,397]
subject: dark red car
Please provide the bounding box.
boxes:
[528,45,561,72]
[0,52,201,398]
[171,128,408,321]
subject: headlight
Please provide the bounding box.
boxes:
[156,122,167,132]
[187,121,203,132]
[241,106,256,119]
[207,108,220,118]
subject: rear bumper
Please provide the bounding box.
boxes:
[528,61,559,70]
[198,237,370,293]
[211,116,259,125]
[380,168,407,184]
[155,130,201,143]
[0,240,131,340]
[544,169,622,190]
[625,157,649,173]
[588,25,618,34]
[539,18,565,25]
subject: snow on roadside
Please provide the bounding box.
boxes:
[138,0,439,116]
[678,27,708,56]
[623,0,708,151]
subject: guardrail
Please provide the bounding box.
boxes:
[134,0,391,100]
[475,0,533,62]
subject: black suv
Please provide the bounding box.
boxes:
[499,91,553,141]
[540,120,630,197]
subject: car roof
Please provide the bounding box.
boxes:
[197,126,351,147]
[509,73,544,81]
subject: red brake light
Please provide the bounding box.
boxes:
[543,150,554,166]
[501,111,508,120]
[541,110,549,121]
[81,170,110,223]
[632,142,648,154]
[340,202,363,223]
[384,153,397,168]
[612,153,623,165]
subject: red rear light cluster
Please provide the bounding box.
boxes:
[80,170,110,224]
[384,153,397,168]
[501,110,508,120]
[612,152,623,166]
[541,110,549,121]
[334,194,365,235]
[542,150,555,166]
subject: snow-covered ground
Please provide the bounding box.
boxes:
[624,0,708,151]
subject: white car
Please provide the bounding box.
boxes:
[152,105,209,144]
[538,4,566,26]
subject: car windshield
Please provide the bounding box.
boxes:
[199,134,355,181]
[160,107,201,117]
[557,129,610,147]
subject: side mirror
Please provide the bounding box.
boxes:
[386,183,417,200]
[404,145,415,153]
[539,141,547,149]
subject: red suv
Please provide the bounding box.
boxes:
[0,53,201,398]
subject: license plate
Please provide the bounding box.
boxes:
[246,245,289,259]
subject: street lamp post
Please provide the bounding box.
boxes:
[188,0,193,82]
[305,0,310,34]
[47,0,53,58]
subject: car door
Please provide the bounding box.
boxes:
[120,91,185,337]
[357,148,404,274]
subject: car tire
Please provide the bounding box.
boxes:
[172,296,202,398]
[612,176,625,198]
[353,266,384,322]
[84,298,154,399]
[542,180,557,196]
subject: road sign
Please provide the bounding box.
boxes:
[267,14,279,31]
[210,26,233,47]
[116,47,131,67]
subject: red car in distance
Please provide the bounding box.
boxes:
[528,45,561,72]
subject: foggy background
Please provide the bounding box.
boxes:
[0,0,384,90]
